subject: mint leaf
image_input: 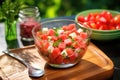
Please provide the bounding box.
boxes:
[53,39,62,47]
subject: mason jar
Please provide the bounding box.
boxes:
[18,6,41,41]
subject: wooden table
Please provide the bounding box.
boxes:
[0,43,114,80]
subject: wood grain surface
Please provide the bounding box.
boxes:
[0,43,114,80]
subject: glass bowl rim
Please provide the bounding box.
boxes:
[32,19,92,37]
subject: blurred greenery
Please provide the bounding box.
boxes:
[0,0,120,21]
[0,0,26,21]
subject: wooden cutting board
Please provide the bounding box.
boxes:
[0,43,114,80]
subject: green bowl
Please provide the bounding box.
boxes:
[75,9,120,41]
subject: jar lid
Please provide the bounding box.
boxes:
[19,6,40,18]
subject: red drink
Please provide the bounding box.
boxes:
[20,19,40,41]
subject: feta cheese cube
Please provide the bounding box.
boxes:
[61,49,67,57]
[57,29,64,34]
[69,32,77,38]
[77,28,83,33]
[42,28,48,33]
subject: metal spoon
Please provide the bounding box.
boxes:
[2,50,44,78]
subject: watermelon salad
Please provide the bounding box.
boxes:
[77,11,120,30]
[34,23,90,65]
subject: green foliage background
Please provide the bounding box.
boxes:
[24,0,120,18]
[0,0,120,21]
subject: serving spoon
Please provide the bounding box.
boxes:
[2,50,44,78]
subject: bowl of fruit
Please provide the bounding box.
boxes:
[32,19,92,68]
[75,9,120,41]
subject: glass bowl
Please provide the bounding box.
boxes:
[32,19,92,68]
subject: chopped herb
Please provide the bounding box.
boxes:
[71,38,75,42]
[66,46,74,49]
[53,27,61,36]
[55,31,59,36]
[53,39,62,47]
